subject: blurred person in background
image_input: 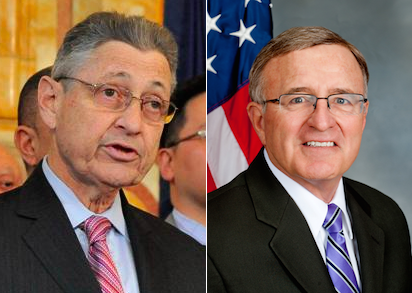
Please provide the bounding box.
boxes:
[0,143,24,193]
[14,66,53,175]
[158,74,206,245]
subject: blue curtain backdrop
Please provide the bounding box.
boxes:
[161,0,206,218]
[165,0,206,82]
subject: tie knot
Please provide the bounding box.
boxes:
[323,203,343,234]
[83,215,112,245]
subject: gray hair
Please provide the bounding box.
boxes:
[249,26,369,105]
[52,11,178,90]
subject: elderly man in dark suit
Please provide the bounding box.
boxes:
[208,26,411,293]
[0,12,205,293]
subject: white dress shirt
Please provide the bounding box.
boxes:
[42,158,140,292]
[264,149,362,289]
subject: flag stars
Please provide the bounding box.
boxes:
[230,20,256,48]
[207,55,218,74]
[245,0,262,8]
[207,12,222,35]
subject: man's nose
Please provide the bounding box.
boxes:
[114,100,144,134]
[307,98,336,131]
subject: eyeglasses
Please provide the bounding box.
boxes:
[167,129,206,147]
[55,76,177,123]
[263,93,368,115]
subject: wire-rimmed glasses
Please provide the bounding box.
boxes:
[263,93,368,115]
[166,129,206,147]
[55,76,177,123]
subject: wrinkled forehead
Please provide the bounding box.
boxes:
[106,44,169,76]
[89,42,172,82]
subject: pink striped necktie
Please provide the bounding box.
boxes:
[83,215,125,293]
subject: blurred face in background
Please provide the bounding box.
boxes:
[0,145,24,193]
[157,91,206,223]
[171,93,206,206]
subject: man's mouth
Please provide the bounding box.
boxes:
[304,141,336,147]
[109,144,136,153]
[104,142,139,161]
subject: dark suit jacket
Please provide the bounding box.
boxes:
[208,149,412,293]
[0,165,205,293]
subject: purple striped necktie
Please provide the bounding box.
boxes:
[323,204,360,293]
[83,215,125,293]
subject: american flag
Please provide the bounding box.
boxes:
[207,0,273,192]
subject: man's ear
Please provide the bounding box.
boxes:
[14,125,40,167]
[38,76,61,130]
[157,148,175,182]
[361,100,369,131]
[246,101,266,145]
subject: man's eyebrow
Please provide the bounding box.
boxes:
[100,72,169,94]
[0,167,14,176]
[330,88,357,94]
[137,80,170,100]
[102,72,167,88]
[285,87,311,94]
[101,71,132,80]
[285,87,357,95]
[148,80,168,93]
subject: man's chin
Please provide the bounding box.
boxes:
[301,173,341,184]
[88,161,149,187]
[296,163,342,181]
[96,172,144,189]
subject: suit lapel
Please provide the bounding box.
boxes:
[17,166,101,293]
[246,150,336,293]
[345,180,385,293]
[269,202,336,293]
[121,194,172,293]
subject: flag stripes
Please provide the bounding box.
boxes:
[207,0,273,191]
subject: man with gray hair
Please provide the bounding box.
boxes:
[208,26,411,292]
[0,12,205,293]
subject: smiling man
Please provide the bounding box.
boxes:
[208,27,411,293]
[0,12,204,293]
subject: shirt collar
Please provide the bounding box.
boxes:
[263,149,353,239]
[42,158,128,238]
[172,209,206,245]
